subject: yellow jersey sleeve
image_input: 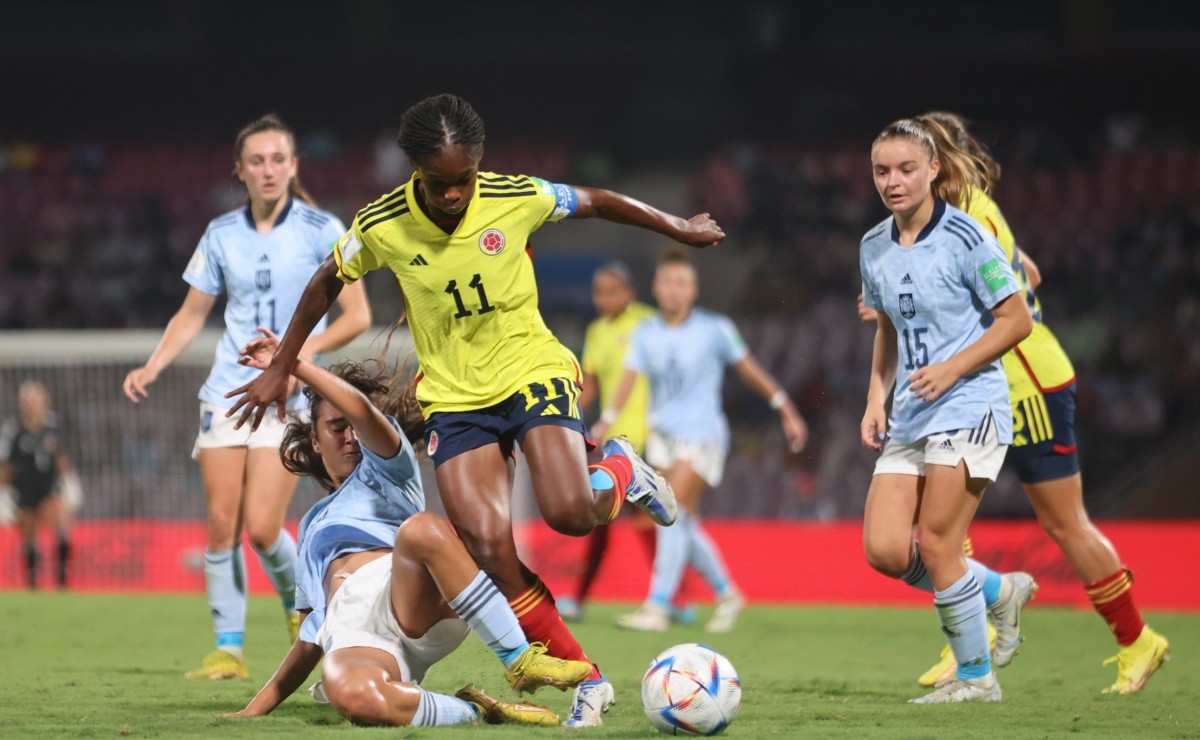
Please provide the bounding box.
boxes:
[334,185,409,283]
[963,188,1075,397]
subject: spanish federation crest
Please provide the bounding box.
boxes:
[899,293,916,319]
[255,269,272,291]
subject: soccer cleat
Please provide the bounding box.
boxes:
[557,596,583,622]
[1102,625,1171,694]
[308,681,330,704]
[504,642,593,694]
[918,623,998,688]
[455,684,561,726]
[184,649,248,680]
[563,677,615,728]
[615,603,669,632]
[286,610,302,643]
[705,590,746,634]
[990,572,1038,667]
[602,436,677,526]
[909,673,1002,704]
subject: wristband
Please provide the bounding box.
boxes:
[600,408,618,425]
[769,389,788,410]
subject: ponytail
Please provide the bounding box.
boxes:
[922,111,1001,188]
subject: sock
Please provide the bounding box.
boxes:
[410,688,479,726]
[253,530,298,612]
[934,570,991,680]
[648,515,689,607]
[1086,569,1145,646]
[56,532,70,588]
[576,524,610,602]
[205,546,247,654]
[509,578,594,676]
[23,542,38,589]
[590,454,633,523]
[683,512,734,597]
[449,571,528,667]
[900,543,1000,607]
[968,559,1002,608]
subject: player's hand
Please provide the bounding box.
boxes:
[678,213,725,248]
[225,365,290,430]
[781,411,808,454]
[589,420,612,444]
[122,366,159,403]
[856,293,878,324]
[908,361,960,403]
[860,405,888,451]
[238,327,281,370]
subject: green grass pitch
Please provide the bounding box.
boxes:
[4,593,1198,737]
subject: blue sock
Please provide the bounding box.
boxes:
[968,559,1003,608]
[683,513,733,596]
[205,546,246,652]
[253,530,298,612]
[410,689,479,726]
[934,570,991,680]
[589,469,614,490]
[901,542,933,592]
[648,513,689,607]
[447,571,529,667]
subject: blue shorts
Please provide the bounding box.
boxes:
[1007,383,1081,484]
[423,377,588,467]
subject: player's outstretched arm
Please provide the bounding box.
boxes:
[732,355,808,453]
[571,186,725,248]
[122,288,216,403]
[238,329,401,459]
[225,255,343,430]
[226,622,323,717]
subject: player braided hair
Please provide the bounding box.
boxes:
[873,118,989,213]
[922,111,1002,189]
[280,360,425,492]
[233,113,318,206]
[397,94,486,163]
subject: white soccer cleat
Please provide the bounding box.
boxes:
[563,678,615,728]
[705,590,746,634]
[615,603,669,632]
[909,673,1002,704]
[990,572,1038,667]
[602,436,677,526]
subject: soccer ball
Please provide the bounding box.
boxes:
[641,643,741,736]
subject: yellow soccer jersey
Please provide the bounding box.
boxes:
[963,188,1075,403]
[334,172,582,416]
[582,301,655,449]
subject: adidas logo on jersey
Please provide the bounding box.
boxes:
[937,439,955,452]
[410,254,429,266]
[900,273,913,285]
[258,254,269,263]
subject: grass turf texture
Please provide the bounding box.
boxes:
[4,593,1198,738]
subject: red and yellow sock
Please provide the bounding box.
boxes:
[1085,568,1145,646]
[510,577,599,678]
[590,454,633,524]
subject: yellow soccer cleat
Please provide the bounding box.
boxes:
[286,610,302,643]
[184,649,248,680]
[455,684,561,726]
[503,642,592,694]
[918,623,998,688]
[1102,626,1171,694]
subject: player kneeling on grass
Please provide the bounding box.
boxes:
[225,329,590,726]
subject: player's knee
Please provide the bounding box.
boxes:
[395,512,453,559]
[543,505,595,537]
[864,541,909,579]
[330,682,394,726]
[246,526,282,552]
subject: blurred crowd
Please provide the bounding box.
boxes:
[2,121,1198,518]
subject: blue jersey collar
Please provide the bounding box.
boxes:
[890,197,945,245]
[243,196,294,231]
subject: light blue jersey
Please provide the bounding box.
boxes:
[860,199,1020,446]
[182,198,344,408]
[626,308,748,451]
[294,416,424,643]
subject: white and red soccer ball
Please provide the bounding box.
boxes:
[641,643,742,736]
